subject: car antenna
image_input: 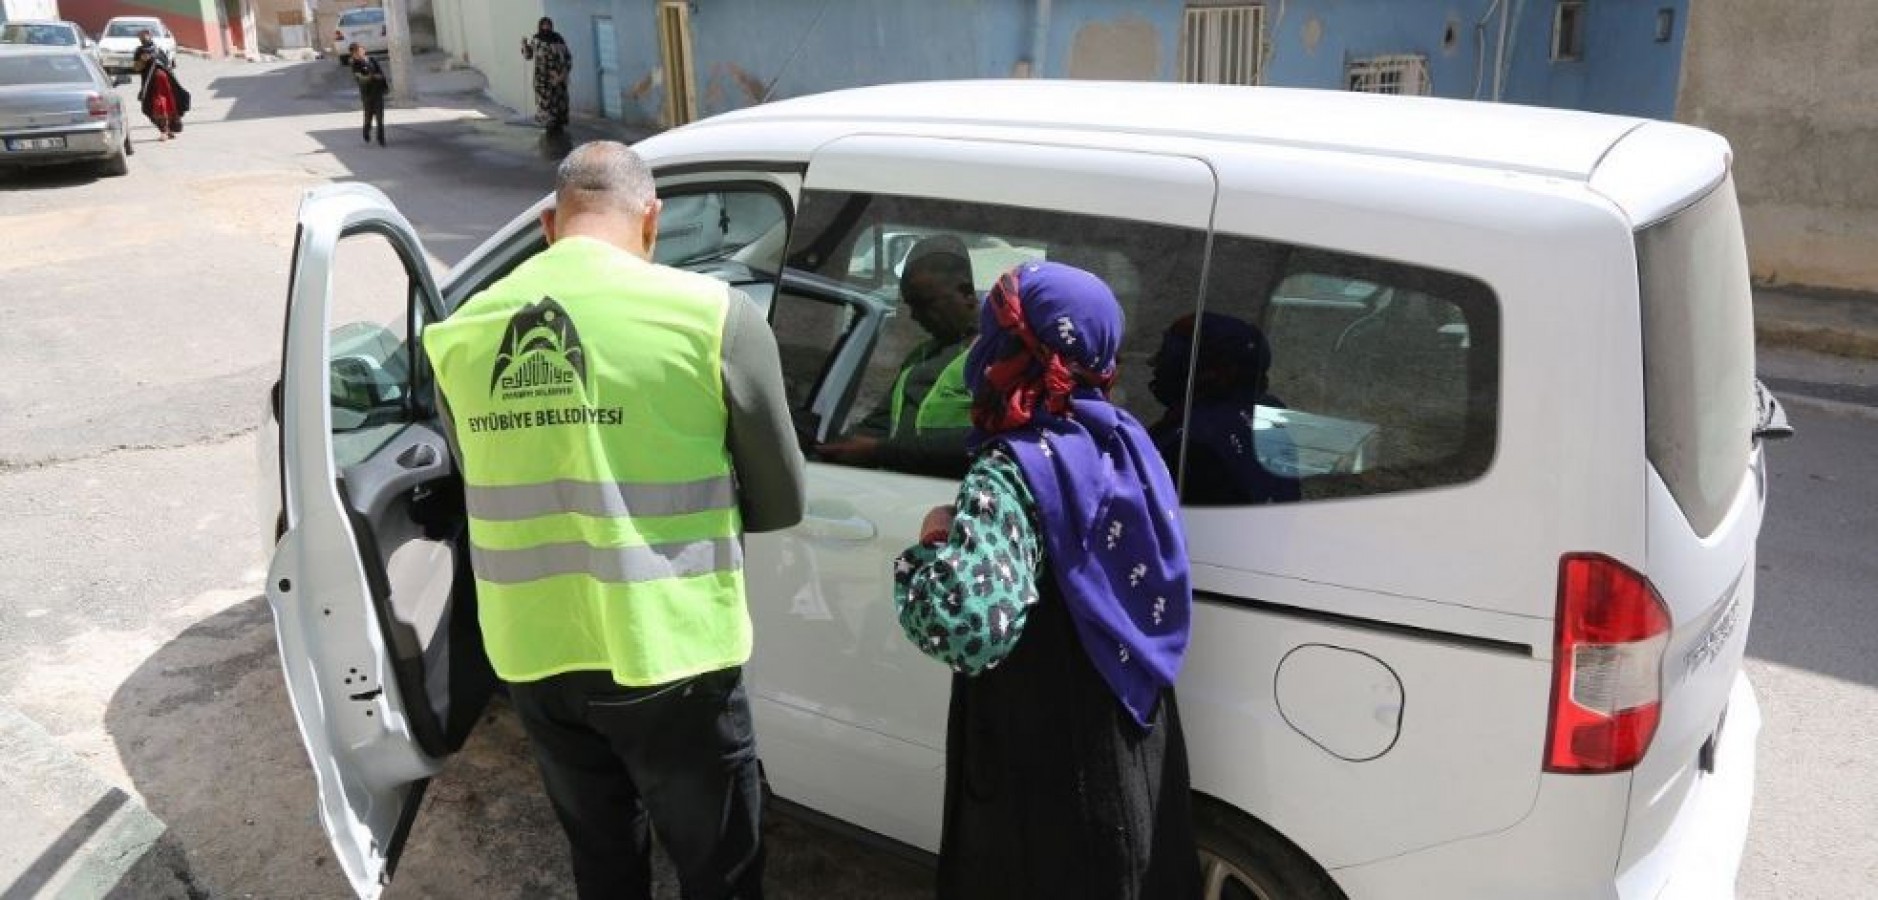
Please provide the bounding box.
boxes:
[758,0,835,105]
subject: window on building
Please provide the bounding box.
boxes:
[1345,55,1431,96]
[1552,0,1587,61]
[1182,3,1265,86]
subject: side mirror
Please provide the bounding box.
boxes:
[1753,379,1795,443]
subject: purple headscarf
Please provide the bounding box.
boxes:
[965,261,1193,729]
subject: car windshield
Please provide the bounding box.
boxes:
[339,9,384,26]
[0,24,78,46]
[104,21,156,38]
[0,54,92,85]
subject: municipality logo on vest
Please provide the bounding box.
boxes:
[491,296,587,400]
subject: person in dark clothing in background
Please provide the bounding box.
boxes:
[349,43,387,146]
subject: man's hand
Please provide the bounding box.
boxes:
[815,434,880,465]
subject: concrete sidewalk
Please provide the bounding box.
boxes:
[1756,287,1878,360]
[0,703,175,899]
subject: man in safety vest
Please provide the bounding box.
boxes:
[817,235,978,476]
[423,141,803,900]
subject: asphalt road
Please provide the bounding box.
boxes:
[0,55,1873,899]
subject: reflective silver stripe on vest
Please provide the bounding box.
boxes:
[471,537,744,585]
[466,476,736,522]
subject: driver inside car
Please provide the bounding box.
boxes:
[817,234,980,478]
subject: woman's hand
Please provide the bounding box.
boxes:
[919,505,956,545]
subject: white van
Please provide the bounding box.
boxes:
[261,81,1787,899]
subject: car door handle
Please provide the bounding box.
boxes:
[396,443,440,470]
[800,512,877,543]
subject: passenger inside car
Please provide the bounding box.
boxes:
[1147,312,1302,506]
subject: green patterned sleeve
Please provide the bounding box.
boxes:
[892,449,1045,675]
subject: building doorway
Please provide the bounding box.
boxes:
[595,15,622,119]
[656,0,698,126]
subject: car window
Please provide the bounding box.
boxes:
[784,189,1207,479]
[1637,179,1754,537]
[339,9,386,26]
[0,54,91,85]
[104,21,151,38]
[1,24,77,46]
[327,231,431,469]
[1181,235,1500,505]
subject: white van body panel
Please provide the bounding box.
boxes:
[1196,147,1650,621]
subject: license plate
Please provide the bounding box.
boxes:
[4,137,67,151]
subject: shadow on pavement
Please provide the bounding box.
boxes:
[302,117,573,266]
[1746,405,1878,689]
[105,596,931,898]
[0,161,112,191]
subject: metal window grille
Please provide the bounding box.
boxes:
[1182,4,1265,86]
[1345,55,1432,96]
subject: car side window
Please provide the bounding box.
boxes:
[782,189,1207,480]
[1174,234,1500,505]
[328,231,433,469]
[654,184,790,313]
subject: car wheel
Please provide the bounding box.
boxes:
[1195,796,1347,900]
[100,148,129,177]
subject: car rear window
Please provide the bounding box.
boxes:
[340,9,386,26]
[1637,178,1756,537]
[105,21,156,38]
[1,24,78,46]
[0,54,91,85]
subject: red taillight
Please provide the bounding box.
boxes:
[335,29,344,41]
[1544,554,1671,774]
[86,93,108,118]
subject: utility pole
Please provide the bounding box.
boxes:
[385,0,414,104]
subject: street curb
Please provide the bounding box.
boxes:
[1756,322,1878,361]
[0,703,172,898]
[1778,392,1878,423]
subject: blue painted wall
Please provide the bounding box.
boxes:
[541,0,1687,130]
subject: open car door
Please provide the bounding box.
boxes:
[266,183,495,899]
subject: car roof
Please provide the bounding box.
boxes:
[0,44,90,57]
[701,80,1651,181]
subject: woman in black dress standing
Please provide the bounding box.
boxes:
[521,16,571,130]
[894,261,1201,900]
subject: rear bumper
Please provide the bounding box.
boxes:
[0,124,121,165]
[1328,674,1759,900]
[1618,674,1760,900]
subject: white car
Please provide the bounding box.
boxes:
[0,20,101,61]
[332,6,386,62]
[95,16,175,77]
[261,81,1782,899]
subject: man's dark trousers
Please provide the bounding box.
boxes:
[361,92,385,145]
[507,666,766,900]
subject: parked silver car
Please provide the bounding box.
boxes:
[0,46,131,176]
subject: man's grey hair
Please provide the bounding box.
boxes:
[555,141,656,214]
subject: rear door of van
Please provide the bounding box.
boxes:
[1618,170,1763,887]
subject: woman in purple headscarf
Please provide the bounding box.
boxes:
[893,261,1200,899]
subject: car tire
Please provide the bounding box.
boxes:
[100,148,129,177]
[1194,795,1347,900]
